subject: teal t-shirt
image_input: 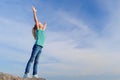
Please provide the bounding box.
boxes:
[35,29,46,47]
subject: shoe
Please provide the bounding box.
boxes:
[23,73,30,78]
[33,74,39,78]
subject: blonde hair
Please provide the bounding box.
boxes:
[32,25,37,40]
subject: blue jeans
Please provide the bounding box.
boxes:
[25,44,43,75]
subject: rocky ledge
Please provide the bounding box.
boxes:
[0,72,46,80]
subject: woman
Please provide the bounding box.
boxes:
[23,6,47,78]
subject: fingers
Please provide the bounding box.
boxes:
[44,21,47,26]
[32,6,35,10]
[32,6,37,12]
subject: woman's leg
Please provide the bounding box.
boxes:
[33,46,42,75]
[24,44,40,74]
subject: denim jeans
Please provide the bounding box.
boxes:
[25,44,43,75]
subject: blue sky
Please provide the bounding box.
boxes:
[0,0,120,80]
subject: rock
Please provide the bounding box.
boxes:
[0,72,46,80]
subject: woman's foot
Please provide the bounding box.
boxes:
[23,73,30,78]
[33,74,39,78]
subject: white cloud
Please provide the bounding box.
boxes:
[0,17,34,63]
[43,30,120,77]
[41,1,120,77]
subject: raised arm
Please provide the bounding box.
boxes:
[32,6,39,29]
[42,22,47,30]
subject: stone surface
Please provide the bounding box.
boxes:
[0,72,46,80]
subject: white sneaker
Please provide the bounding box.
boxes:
[33,74,39,78]
[23,73,30,78]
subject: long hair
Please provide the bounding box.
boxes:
[32,24,37,40]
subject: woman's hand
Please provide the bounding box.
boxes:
[32,6,39,29]
[32,6,37,13]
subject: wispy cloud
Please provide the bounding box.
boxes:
[42,1,120,79]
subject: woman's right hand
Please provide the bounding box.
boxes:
[32,6,37,13]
